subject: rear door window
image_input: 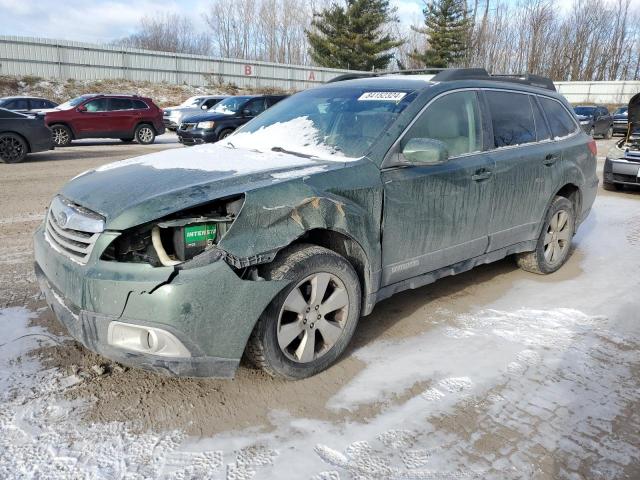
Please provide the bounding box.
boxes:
[539,97,578,139]
[486,91,536,147]
[30,99,49,109]
[402,90,482,158]
[531,97,551,141]
[132,99,148,109]
[6,99,29,110]
[109,98,133,111]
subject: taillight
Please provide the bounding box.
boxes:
[587,138,597,156]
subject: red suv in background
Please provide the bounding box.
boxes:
[45,94,165,146]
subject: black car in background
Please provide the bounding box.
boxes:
[612,106,628,135]
[0,96,58,113]
[177,95,288,145]
[0,108,53,163]
[574,105,613,138]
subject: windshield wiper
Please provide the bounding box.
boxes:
[271,146,318,159]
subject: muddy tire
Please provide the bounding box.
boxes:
[51,124,72,147]
[245,244,361,380]
[516,196,575,274]
[135,124,155,145]
[0,133,28,163]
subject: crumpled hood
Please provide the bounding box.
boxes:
[60,143,349,230]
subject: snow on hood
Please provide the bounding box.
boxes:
[95,142,335,174]
[227,116,356,160]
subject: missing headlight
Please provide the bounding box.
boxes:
[102,195,244,266]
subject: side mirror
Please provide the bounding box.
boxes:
[401,138,449,165]
[77,105,87,113]
[242,108,251,117]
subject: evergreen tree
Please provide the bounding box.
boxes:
[411,0,472,68]
[306,0,404,71]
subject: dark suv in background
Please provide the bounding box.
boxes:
[0,96,58,113]
[45,94,165,146]
[177,95,287,145]
[612,106,628,135]
[574,105,613,138]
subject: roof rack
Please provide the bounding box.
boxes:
[329,68,556,91]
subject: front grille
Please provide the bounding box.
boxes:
[44,196,104,264]
[180,122,196,131]
[612,173,638,184]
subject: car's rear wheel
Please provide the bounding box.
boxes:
[218,129,233,140]
[516,196,575,274]
[245,244,361,379]
[0,133,28,163]
[51,124,72,147]
[604,126,613,139]
[135,124,155,145]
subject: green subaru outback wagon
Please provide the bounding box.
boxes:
[34,69,598,379]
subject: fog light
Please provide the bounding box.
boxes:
[108,321,191,358]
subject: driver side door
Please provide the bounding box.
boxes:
[380,90,495,286]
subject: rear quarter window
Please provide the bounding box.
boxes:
[132,99,149,109]
[486,91,536,147]
[539,97,578,139]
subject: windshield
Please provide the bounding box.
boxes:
[211,96,252,115]
[226,87,417,158]
[180,96,203,108]
[614,107,628,115]
[0,99,7,107]
[574,106,596,116]
[57,95,95,110]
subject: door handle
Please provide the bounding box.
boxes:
[543,153,560,166]
[471,169,492,181]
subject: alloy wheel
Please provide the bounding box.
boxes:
[52,127,69,146]
[0,135,26,162]
[543,209,571,265]
[138,127,154,143]
[277,272,349,363]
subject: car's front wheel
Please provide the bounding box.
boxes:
[0,133,28,163]
[604,126,613,139]
[516,196,575,274]
[51,124,72,147]
[246,244,361,379]
[218,129,234,140]
[135,124,156,145]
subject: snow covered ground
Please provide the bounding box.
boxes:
[1,194,639,479]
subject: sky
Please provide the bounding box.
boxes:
[0,0,638,45]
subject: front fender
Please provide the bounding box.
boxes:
[217,159,384,280]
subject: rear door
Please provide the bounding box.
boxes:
[381,90,494,285]
[483,90,555,250]
[106,98,137,136]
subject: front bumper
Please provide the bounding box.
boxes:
[33,224,287,378]
[613,122,628,134]
[177,128,217,145]
[604,156,640,186]
[163,118,179,129]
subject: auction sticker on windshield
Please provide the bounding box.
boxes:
[358,92,407,102]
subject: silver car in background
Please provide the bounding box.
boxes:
[163,95,228,130]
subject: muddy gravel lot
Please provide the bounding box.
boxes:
[1,135,639,479]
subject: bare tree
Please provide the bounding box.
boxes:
[116,14,212,55]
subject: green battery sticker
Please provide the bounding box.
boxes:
[184,223,217,246]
